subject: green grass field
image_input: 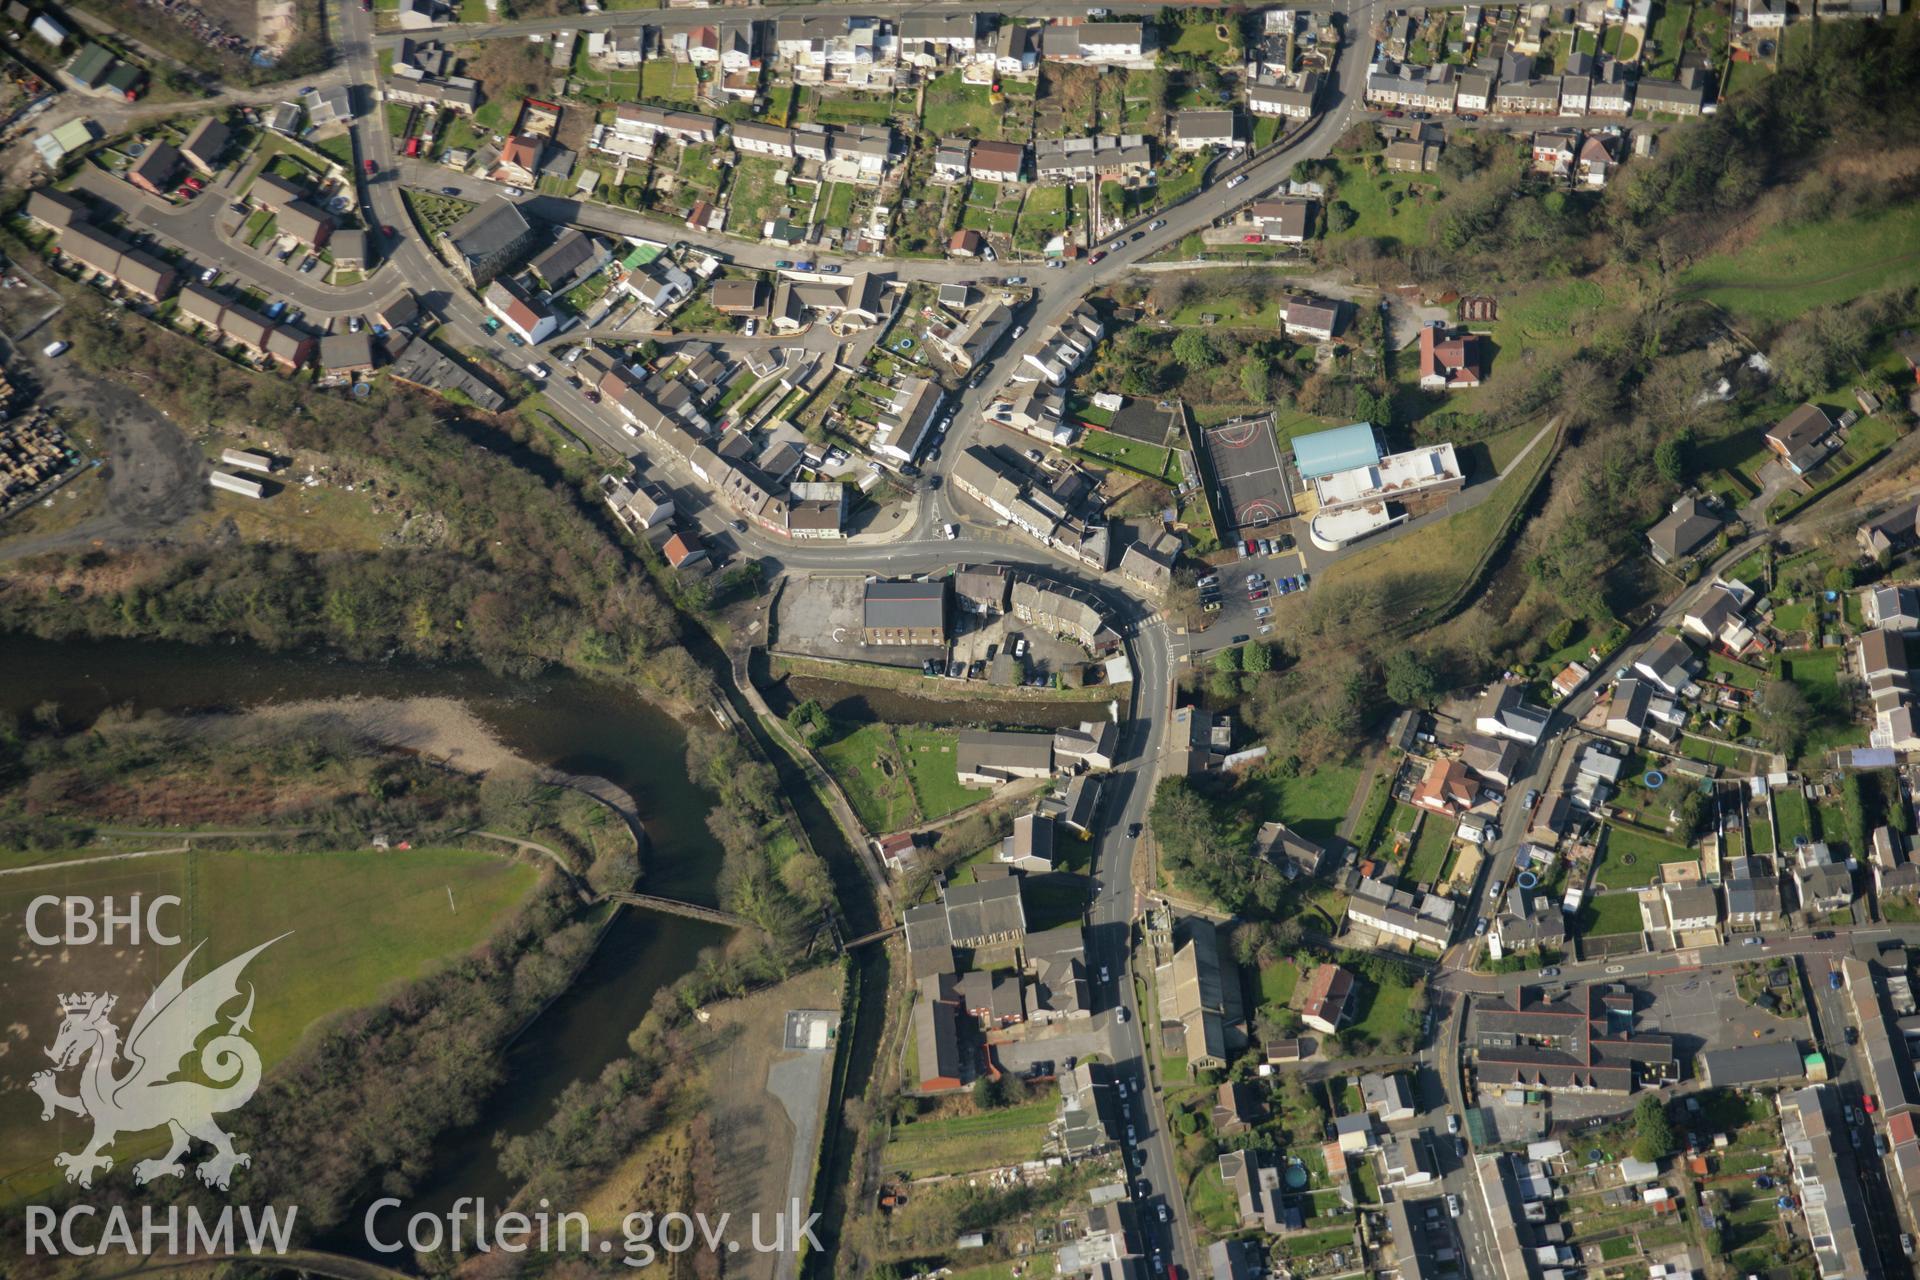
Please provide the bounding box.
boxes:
[1405,815,1456,884]
[1258,957,1300,1006]
[1014,184,1072,251]
[639,60,701,105]
[1579,891,1647,937]
[1351,974,1416,1045]
[881,1098,1055,1177]
[1592,824,1697,887]
[0,846,537,1194]
[1679,204,1920,325]
[921,73,1016,139]
[818,723,918,832]
[1074,430,1176,478]
[896,726,972,820]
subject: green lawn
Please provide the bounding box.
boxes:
[1187,1162,1240,1235]
[881,1099,1055,1177]
[1351,974,1416,1045]
[818,723,918,833]
[823,181,857,227]
[1321,153,1453,250]
[1014,183,1072,252]
[1268,762,1366,846]
[726,154,790,236]
[1579,891,1647,937]
[921,73,1015,138]
[639,60,701,105]
[897,726,972,820]
[1592,824,1697,887]
[1772,787,1817,848]
[1405,814,1457,884]
[1678,204,1920,325]
[0,846,537,1187]
[1259,957,1301,1006]
[1073,430,1176,479]
[1166,19,1232,55]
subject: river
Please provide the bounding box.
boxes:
[0,632,731,1211]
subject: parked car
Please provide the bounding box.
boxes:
[794,261,815,271]
[1524,788,1540,808]
[1539,966,1561,978]
[1148,219,1166,231]
[1447,1195,1460,1218]
[1254,606,1272,618]
[1474,917,1489,936]
[1089,251,1107,264]
[743,318,758,336]
[1227,174,1249,188]
[349,315,363,333]
[1447,1113,1461,1134]
[1116,1007,1129,1023]
[363,159,377,176]
[199,266,218,284]
[41,340,70,358]
[1004,276,1026,285]
[440,186,462,196]
[774,259,792,269]
[944,523,958,540]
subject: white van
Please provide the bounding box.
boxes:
[42,340,70,358]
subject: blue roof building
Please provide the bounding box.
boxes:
[1291,422,1381,479]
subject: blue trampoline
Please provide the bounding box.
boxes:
[1643,770,1666,789]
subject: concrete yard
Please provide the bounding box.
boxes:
[773,572,942,667]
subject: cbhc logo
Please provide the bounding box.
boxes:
[26,896,184,946]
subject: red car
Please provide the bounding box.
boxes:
[175,185,196,199]
[382,225,396,237]
[1242,234,1262,243]
[1089,250,1106,264]
[1865,1095,1879,1114]
[363,159,377,176]
[1248,589,1270,601]
[1244,540,1257,555]
[184,176,205,191]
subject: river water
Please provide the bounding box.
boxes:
[0,632,731,1212]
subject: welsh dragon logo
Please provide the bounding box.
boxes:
[31,936,284,1191]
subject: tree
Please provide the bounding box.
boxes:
[1240,359,1271,403]
[1243,641,1273,674]
[1326,201,1357,233]
[1653,434,1689,485]
[1173,329,1219,370]
[1752,679,1811,756]
[972,1074,1009,1109]
[1382,650,1439,709]
[1632,1094,1673,1163]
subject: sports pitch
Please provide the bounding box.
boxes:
[1203,416,1293,531]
